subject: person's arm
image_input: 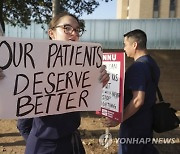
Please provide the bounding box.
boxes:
[122,90,145,122]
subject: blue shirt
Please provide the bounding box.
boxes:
[121,55,160,135]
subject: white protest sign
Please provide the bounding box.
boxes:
[97,52,125,122]
[102,61,121,112]
[0,37,103,119]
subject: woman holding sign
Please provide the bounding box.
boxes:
[14,12,109,154]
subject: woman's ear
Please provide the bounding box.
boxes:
[48,29,55,40]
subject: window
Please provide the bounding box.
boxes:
[127,0,129,19]
[169,0,176,17]
[153,0,160,18]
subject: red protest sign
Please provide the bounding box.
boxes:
[96,52,125,122]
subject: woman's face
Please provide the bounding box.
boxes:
[48,15,80,42]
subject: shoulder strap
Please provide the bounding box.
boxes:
[146,62,164,102]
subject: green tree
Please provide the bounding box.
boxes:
[0,0,112,32]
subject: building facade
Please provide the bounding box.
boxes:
[117,0,180,19]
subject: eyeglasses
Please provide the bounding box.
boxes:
[53,24,84,37]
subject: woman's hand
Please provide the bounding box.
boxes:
[99,65,110,88]
[0,68,5,80]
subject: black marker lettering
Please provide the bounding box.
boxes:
[83,46,92,67]
[13,42,23,67]
[66,71,73,89]
[63,45,71,66]
[82,71,91,88]
[33,72,43,95]
[34,95,43,114]
[66,92,76,109]
[14,74,29,95]
[56,72,66,92]
[53,45,63,67]
[96,46,102,68]
[24,43,35,68]
[48,43,58,68]
[0,41,12,70]
[44,72,56,94]
[74,72,82,87]
[16,96,33,117]
[44,94,56,114]
[75,46,82,65]
[79,90,88,107]
[57,92,67,111]
[69,46,74,65]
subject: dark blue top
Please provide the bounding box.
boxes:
[120,55,160,136]
[31,112,81,139]
[17,112,81,140]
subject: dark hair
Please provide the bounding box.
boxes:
[124,29,147,50]
[49,12,84,30]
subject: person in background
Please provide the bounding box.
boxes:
[0,12,109,154]
[104,29,160,154]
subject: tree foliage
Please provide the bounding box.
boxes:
[0,0,112,32]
